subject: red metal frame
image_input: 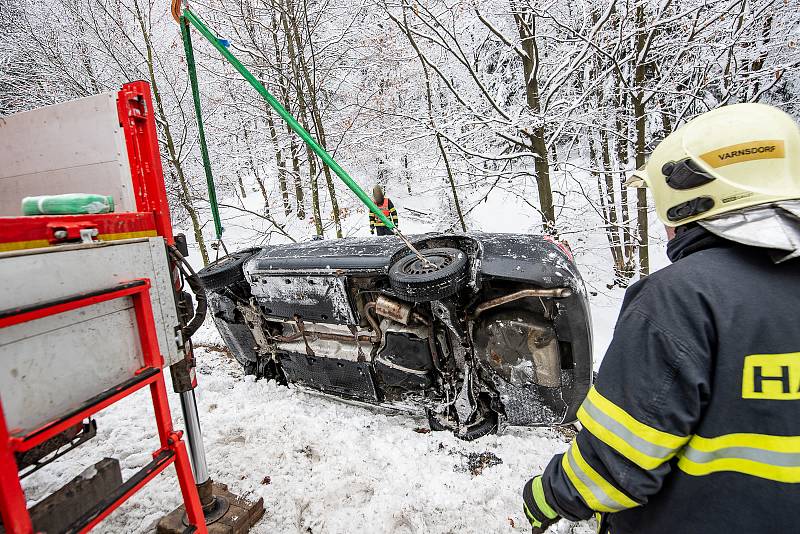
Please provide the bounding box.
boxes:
[0,280,207,534]
[0,82,205,533]
[117,81,174,245]
[0,212,157,251]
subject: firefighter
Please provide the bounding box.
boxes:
[522,103,800,534]
[369,185,398,236]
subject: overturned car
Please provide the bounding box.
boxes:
[199,233,592,440]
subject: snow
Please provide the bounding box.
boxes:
[20,321,593,534]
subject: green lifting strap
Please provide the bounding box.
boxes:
[181,7,396,231]
[180,16,224,240]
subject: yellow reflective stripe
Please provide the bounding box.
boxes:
[688,433,800,451]
[531,476,558,519]
[578,406,665,470]
[677,433,800,482]
[578,388,689,470]
[593,513,605,534]
[570,443,639,510]
[0,239,50,252]
[562,450,617,512]
[678,456,800,482]
[587,388,688,450]
[523,503,542,527]
[0,229,157,253]
[101,230,157,241]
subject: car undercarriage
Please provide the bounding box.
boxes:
[200,233,592,440]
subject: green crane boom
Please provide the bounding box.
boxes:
[181,7,396,231]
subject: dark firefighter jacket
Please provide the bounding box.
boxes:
[369,198,398,229]
[541,226,800,534]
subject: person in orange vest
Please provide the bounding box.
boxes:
[369,185,398,236]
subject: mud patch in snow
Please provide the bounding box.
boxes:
[452,450,504,476]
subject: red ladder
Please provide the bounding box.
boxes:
[0,279,207,533]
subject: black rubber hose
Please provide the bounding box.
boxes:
[168,245,208,338]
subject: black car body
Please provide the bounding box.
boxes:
[200,233,592,439]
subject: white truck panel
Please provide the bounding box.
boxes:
[0,299,143,433]
[0,238,183,433]
[0,91,135,216]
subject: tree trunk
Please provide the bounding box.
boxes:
[263,26,291,216]
[400,6,465,231]
[403,155,412,194]
[273,12,305,219]
[287,125,305,219]
[283,8,321,235]
[236,168,247,199]
[514,10,556,234]
[265,106,291,215]
[287,5,342,237]
[241,120,269,211]
[306,129,323,235]
[133,0,208,264]
[172,171,208,265]
[614,81,636,279]
[589,134,622,273]
[748,15,773,100]
[633,3,649,277]
[600,128,630,286]
[438,134,466,231]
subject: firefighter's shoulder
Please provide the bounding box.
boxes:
[623,242,735,313]
[613,245,736,359]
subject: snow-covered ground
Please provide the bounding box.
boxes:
[20,178,669,533]
[21,321,595,534]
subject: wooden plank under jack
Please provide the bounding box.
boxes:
[157,482,265,534]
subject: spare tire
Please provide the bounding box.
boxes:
[197,248,260,292]
[389,247,468,302]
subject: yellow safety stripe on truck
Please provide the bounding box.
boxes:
[578,388,690,470]
[562,441,640,512]
[0,230,157,253]
[0,239,51,253]
[100,230,158,241]
[678,433,800,482]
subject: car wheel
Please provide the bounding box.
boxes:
[388,247,469,302]
[426,407,499,441]
[460,411,499,441]
[197,248,260,292]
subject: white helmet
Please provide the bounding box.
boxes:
[627,103,800,226]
